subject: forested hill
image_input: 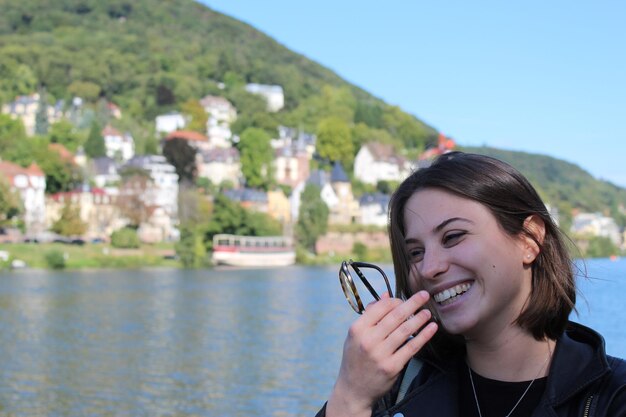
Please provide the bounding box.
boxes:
[1,0,624,224]
[464,146,626,227]
[0,0,438,151]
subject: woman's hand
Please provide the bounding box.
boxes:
[326,290,438,417]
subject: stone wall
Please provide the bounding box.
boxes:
[315,231,390,255]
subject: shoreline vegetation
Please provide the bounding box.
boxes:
[0,239,395,271]
[1,239,615,271]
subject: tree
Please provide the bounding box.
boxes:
[238,127,274,190]
[203,194,281,251]
[116,171,154,227]
[34,87,49,136]
[84,120,106,158]
[180,99,208,133]
[48,120,84,152]
[110,227,141,249]
[51,201,88,237]
[295,184,329,253]
[0,114,27,156]
[35,149,83,194]
[0,177,22,226]
[316,117,354,170]
[162,138,197,184]
[585,236,619,258]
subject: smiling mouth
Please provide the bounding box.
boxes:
[433,282,471,306]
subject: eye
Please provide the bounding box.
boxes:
[408,247,424,263]
[442,231,466,246]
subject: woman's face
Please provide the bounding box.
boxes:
[403,188,534,339]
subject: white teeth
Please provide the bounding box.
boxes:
[433,283,471,303]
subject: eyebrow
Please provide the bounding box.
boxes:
[405,217,474,244]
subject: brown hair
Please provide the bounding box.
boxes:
[388,152,575,341]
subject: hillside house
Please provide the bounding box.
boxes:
[196,147,241,186]
[354,142,411,185]
[155,112,187,134]
[359,193,390,227]
[223,188,268,213]
[328,162,360,225]
[46,187,125,241]
[91,157,120,188]
[165,130,211,153]
[0,161,46,234]
[272,126,316,157]
[267,189,291,225]
[1,93,63,136]
[123,155,179,219]
[274,144,310,188]
[102,125,135,161]
[200,95,237,148]
[571,212,622,246]
[245,83,284,112]
[300,164,359,225]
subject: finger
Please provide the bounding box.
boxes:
[393,321,438,363]
[382,308,432,354]
[374,291,430,338]
[363,290,389,311]
[359,296,403,327]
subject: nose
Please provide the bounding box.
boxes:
[418,246,449,281]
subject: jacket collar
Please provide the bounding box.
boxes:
[544,321,610,406]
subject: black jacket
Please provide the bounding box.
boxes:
[317,322,626,417]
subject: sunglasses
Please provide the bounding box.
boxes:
[339,260,393,314]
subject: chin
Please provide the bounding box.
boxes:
[438,317,477,336]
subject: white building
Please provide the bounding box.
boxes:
[0,161,46,234]
[124,155,179,219]
[155,112,187,134]
[354,142,411,185]
[571,212,622,246]
[200,95,237,148]
[200,95,237,124]
[359,193,390,227]
[245,83,284,112]
[91,157,120,188]
[102,125,135,161]
[196,147,242,186]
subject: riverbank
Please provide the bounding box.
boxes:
[0,242,179,270]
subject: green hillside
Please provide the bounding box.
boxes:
[0,0,624,226]
[464,146,626,228]
[0,0,437,151]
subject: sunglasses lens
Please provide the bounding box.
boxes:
[339,268,361,313]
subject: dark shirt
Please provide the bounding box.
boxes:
[458,361,548,417]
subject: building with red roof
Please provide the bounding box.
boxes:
[0,160,46,233]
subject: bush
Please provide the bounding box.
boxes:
[45,250,66,269]
[110,228,140,249]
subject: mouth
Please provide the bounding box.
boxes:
[433,282,472,306]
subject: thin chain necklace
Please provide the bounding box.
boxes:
[467,348,551,417]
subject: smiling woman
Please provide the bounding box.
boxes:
[317,152,626,417]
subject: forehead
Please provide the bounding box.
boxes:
[403,188,492,234]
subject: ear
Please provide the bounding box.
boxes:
[521,215,545,265]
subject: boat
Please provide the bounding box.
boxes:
[211,234,296,267]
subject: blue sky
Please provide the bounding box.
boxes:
[200,1,626,187]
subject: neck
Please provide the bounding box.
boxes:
[465,327,555,381]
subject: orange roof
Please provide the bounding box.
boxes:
[49,143,76,163]
[166,130,208,142]
[0,160,44,181]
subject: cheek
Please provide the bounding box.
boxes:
[407,265,421,293]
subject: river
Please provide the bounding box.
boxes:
[0,259,624,416]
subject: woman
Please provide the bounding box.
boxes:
[318,152,626,417]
